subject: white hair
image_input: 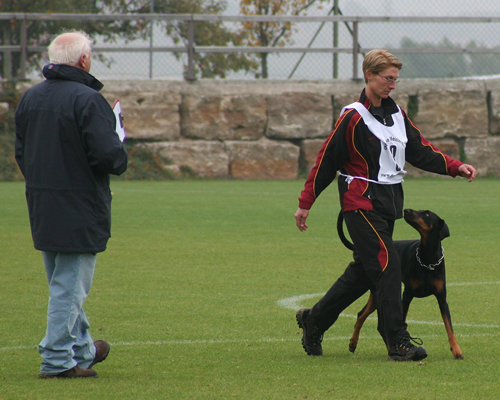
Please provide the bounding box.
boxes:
[48,31,92,65]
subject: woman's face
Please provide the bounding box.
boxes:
[365,66,399,105]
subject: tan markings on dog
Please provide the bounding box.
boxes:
[417,217,431,232]
[442,313,464,359]
[432,279,444,293]
[409,279,422,291]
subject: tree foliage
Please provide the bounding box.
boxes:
[135,0,257,79]
[239,0,327,78]
[0,0,149,79]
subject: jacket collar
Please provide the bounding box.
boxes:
[359,88,399,115]
[42,63,104,91]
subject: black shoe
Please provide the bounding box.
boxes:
[296,308,323,356]
[39,366,98,379]
[388,334,427,361]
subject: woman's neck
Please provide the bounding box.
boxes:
[365,87,382,107]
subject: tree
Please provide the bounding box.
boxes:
[0,0,150,79]
[239,0,327,78]
[136,0,257,79]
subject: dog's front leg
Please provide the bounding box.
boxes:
[435,290,464,359]
[401,289,414,321]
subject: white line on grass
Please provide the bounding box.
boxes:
[277,292,323,310]
[2,282,496,353]
[277,281,500,329]
[447,281,500,287]
[2,332,499,352]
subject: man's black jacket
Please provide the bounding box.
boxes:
[15,63,127,253]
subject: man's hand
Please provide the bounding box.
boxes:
[458,163,477,182]
[294,208,309,231]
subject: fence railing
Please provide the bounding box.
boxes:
[2,13,500,80]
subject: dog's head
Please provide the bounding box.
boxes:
[403,209,450,241]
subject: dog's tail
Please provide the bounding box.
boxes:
[337,210,355,251]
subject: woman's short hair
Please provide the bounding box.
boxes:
[48,31,92,65]
[362,49,402,82]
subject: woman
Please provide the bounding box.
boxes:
[294,49,476,361]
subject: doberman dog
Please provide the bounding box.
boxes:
[337,208,464,359]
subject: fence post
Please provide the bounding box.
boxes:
[352,20,359,80]
[185,17,195,81]
[333,0,339,79]
[148,1,154,79]
[19,17,27,80]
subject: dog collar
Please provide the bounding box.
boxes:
[416,246,444,271]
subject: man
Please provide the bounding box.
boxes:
[294,49,476,361]
[15,31,127,378]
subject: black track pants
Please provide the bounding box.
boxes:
[309,209,407,347]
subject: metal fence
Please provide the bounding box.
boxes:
[2,13,500,81]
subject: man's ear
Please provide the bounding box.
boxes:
[78,54,91,72]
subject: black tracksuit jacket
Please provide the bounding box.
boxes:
[298,89,463,220]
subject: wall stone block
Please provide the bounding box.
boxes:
[413,82,488,138]
[145,140,229,178]
[226,138,299,179]
[180,94,266,140]
[301,139,326,172]
[103,82,181,140]
[266,92,332,139]
[464,137,500,176]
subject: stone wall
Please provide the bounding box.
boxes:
[95,78,500,179]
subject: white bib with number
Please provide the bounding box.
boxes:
[340,102,407,184]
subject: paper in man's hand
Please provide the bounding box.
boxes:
[112,100,126,142]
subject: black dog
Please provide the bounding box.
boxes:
[337,209,464,359]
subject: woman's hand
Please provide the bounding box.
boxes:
[458,163,477,182]
[294,208,310,231]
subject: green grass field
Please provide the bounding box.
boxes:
[1,178,499,399]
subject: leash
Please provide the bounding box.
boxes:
[415,246,444,270]
[337,210,354,251]
[339,211,446,271]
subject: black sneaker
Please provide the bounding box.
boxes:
[296,308,323,356]
[388,334,427,361]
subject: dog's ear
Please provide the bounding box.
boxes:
[439,219,450,240]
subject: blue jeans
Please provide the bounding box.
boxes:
[38,251,97,375]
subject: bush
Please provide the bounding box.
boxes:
[0,81,23,181]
